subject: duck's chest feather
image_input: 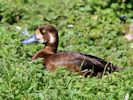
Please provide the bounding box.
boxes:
[43,52,113,72]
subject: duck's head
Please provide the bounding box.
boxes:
[22,25,58,46]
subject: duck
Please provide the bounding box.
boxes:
[22,25,123,77]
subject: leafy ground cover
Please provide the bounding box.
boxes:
[0,0,133,99]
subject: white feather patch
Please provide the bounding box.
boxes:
[49,34,55,43]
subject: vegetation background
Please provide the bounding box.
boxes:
[0,0,133,99]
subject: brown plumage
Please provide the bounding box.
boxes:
[22,25,123,77]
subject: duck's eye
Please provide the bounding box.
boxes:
[42,30,46,34]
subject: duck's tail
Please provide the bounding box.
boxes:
[112,66,125,72]
[112,66,133,72]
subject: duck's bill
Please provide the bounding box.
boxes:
[22,34,38,44]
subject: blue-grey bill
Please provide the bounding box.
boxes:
[22,34,38,44]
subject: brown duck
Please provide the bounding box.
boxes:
[22,25,123,76]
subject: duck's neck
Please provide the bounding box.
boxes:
[43,45,58,54]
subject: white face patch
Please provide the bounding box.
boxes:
[36,33,46,44]
[49,34,55,44]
